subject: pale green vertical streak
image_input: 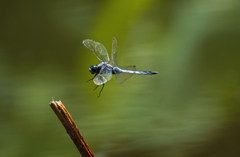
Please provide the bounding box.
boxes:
[90,0,156,48]
[83,0,157,110]
[82,0,159,106]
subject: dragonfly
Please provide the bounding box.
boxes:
[83,37,158,97]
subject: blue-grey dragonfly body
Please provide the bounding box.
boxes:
[83,37,158,97]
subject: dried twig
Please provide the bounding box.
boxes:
[49,99,95,157]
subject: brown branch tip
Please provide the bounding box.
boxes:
[49,99,95,157]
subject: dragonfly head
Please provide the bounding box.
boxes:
[89,65,97,74]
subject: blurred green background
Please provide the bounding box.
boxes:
[1,0,240,157]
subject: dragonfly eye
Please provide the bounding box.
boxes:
[89,65,97,74]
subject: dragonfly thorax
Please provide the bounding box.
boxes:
[89,65,97,74]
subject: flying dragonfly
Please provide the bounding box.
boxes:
[83,37,158,97]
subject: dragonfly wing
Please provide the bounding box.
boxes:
[114,65,137,84]
[111,37,118,66]
[83,39,109,62]
[93,65,112,85]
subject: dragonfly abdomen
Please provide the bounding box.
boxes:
[113,67,157,75]
[123,70,157,75]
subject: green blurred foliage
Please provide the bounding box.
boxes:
[0,0,240,157]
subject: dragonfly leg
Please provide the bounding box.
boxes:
[98,84,104,98]
[86,78,93,82]
[86,74,98,82]
[94,85,99,90]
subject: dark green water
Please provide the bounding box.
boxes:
[1,1,240,157]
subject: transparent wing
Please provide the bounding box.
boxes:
[93,65,112,85]
[82,39,109,62]
[115,65,137,84]
[111,37,118,66]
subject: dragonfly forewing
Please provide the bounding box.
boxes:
[110,37,118,67]
[83,39,109,62]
